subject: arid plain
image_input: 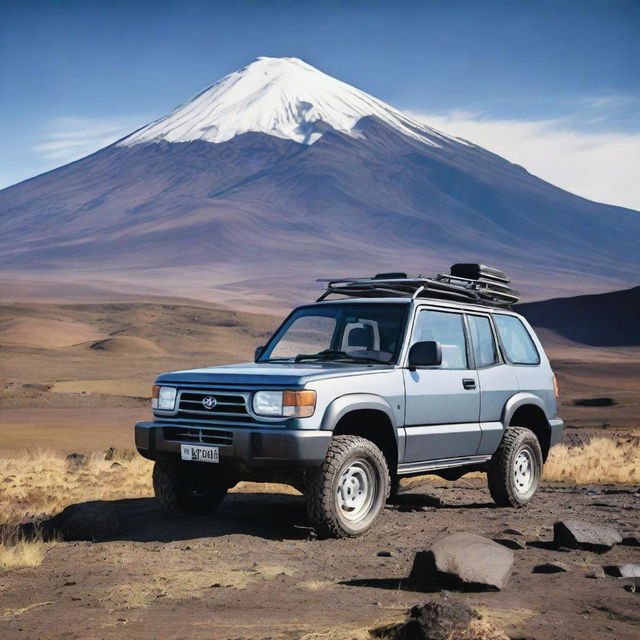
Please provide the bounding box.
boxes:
[0,293,638,639]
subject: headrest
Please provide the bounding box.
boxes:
[348,325,374,348]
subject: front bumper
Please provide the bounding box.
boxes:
[135,421,332,468]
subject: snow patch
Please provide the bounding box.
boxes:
[119,57,459,148]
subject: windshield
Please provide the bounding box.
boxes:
[259,303,408,364]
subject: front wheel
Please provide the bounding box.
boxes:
[487,427,543,507]
[305,435,390,538]
[153,460,229,515]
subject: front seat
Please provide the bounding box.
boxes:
[347,326,374,350]
[346,326,392,362]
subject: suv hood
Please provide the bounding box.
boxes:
[155,361,394,386]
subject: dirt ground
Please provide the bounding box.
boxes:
[0,478,638,640]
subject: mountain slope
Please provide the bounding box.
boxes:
[1,57,638,305]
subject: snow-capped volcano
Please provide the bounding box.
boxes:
[121,56,454,147]
[1,56,639,305]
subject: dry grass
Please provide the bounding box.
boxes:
[0,448,153,525]
[543,436,640,484]
[0,528,51,570]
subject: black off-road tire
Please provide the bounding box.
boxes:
[487,427,543,507]
[305,435,390,538]
[153,459,228,515]
[388,473,401,502]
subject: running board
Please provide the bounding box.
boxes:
[397,455,491,476]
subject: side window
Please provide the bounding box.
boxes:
[494,315,540,365]
[467,315,498,368]
[412,310,468,369]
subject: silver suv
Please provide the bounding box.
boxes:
[136,265,563,538]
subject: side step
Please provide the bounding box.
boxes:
[397,454,491,476]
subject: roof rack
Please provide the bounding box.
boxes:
[316,264,519,308]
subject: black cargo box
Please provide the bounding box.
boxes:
[450,263,509,283]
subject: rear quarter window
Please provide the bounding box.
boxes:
[494,315,540,365]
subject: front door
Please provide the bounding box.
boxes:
[403,308,481,463]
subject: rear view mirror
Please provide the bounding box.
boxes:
[254,345,264,361]
[408,341,442,370]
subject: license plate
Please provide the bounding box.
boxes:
[180,444,219,463]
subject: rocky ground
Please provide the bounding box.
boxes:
[1,478,638,640]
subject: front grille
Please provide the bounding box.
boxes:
[175,389,256,424]
[164,426,233,446]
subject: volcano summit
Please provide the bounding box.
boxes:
[1,57,638,306]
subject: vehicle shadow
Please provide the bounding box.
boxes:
[389,492,496,510]
[33,492,312,543]
[28,489,499,544]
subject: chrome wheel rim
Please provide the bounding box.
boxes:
[513,446,535,494]
[336,459,376,523]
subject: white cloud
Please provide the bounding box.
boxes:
[408,110,640,211]
[31,116,145,162]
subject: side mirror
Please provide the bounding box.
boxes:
[408,341,442,370]
[254,345,265,362]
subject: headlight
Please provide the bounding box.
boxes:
[151,385,177,411]
[253,390,316,418]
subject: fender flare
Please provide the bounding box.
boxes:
[320,393,398,436]
[502,392,550,428]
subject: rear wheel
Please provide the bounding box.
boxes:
[153,459,229,515]
[487,427,543,507]
[305,435,390,538]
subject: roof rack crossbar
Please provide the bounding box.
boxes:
[315,266,519,308]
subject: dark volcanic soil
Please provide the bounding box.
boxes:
[1,479,638,640]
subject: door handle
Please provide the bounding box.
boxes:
[462,378,476,390]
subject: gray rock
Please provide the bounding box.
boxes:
[65,453,86,470]
[618,564,640,578]
[408,532,514,591]
[586,566,606,579]
[532,561,569,574]
[553,520,622,552]
[372,600,489,640]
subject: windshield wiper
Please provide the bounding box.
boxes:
[294,350,383,364]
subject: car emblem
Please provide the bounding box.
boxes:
[201,396,217,410]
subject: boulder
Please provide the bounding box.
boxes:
[372,600,509,640]
[586,566,606,579]
[618,564,640,578]
[553,520,622,552]
[65,453,86,471]
[408,532,514,592]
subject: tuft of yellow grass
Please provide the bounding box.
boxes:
[0,535,47,570]
[0,448,153,525]
[543,437,639,484]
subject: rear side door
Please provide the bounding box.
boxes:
[466,313,518,455]
[402,307,481,463]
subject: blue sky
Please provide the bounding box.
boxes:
[1,0,639,208]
